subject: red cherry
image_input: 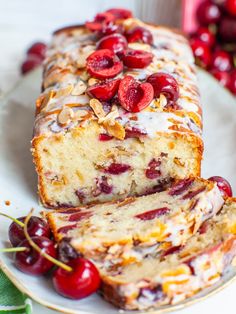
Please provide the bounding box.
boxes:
[229,70,236,95]
[196,1,221,26]
[219,17,236,42]
[145,158,161,179]
[27,42,47,60]
[135,207,170,221]
[105,8,133,20]
[97,34,127,54]
[125,26,153,45]
[225,0,236,16]
[147,72,179,104]
[98,133,113,141]
[195,27,215,48]
[21,55,42,74]
[9,216,51,247]
[14,236,56,276]
[86,12,115,32]
[104,163,131,175]
[208,176,233,197]
[53,257,100,299]
[86,49,123,79]
[211,50,232,72]
[211,69,230,88]
[122,49,153,69]
[87,78,120,101]
[190,38,211,69]
[118,75,154,112]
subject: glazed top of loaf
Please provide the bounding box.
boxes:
[33,18,202,140]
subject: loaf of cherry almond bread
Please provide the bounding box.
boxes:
[32,13,203,208]
[46,196,236,310]
[45,177,224,268]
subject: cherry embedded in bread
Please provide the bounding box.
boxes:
[9,216,51,247]
[86,49,123,79]
[53,257,100,299]
[211,69,230,88]
[14,236,56,276]
[122,49,153,68]
[27,42,47,60]
[104,163,131,175]
[195,27,215,48]
[135,207,170,220]
[105,8,133,20]
[125,26,153,45]
[21,55,42,74]
[196,1,221,26]
[211,50,232,72]
[125,127,147,139]
[86,12,115,32]
[190,38,211,69]
[147,72,179,104]
[145,158,161,179]
[97,34,128,54]
[87,78,120,101]
[98,133,114,141]
[208,176,233,197]
[118,75,154,112]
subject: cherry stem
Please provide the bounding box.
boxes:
[24,209,73,272]
[0,212,25,228]
[0,247,27,252]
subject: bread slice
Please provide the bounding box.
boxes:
[32,18,203,208]
[45,178,223,266]
[100,198,236,310]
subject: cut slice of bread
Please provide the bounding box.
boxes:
[45,177,223,266]
[99,198,236,310]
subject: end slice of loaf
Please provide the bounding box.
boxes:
[46,177,223,266]
[99,198,236,310]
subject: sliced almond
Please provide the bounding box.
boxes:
[55,84,73,98]
[88,78,100,86]
[89,98,106,118]
[98,105,119,124]
[80,70,90,81]
[159,93,167,107]
[71,81,87,96]
[41,90,56,109]
[73,109,89,121]
[103,120,125,140]
[58,106,74,125]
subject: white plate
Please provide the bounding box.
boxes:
[0,68,235,314]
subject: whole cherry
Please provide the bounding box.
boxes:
[210,69,230,88]
[97,34,128,54]
[147,72,179,104]
[196,1,221,26]
[14,236,56,276]
[105,8,133,20]
[190,38,211,69]
[122,49,153,68]
[208,176,233,198]
[27,42,47,60]
[8,216,51,247]
[53,257,101,299]
[125,26,153,45]
[195,27,215,48]
[210,50,232,72]
[225,0,236,16]
[21,55,42,75]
